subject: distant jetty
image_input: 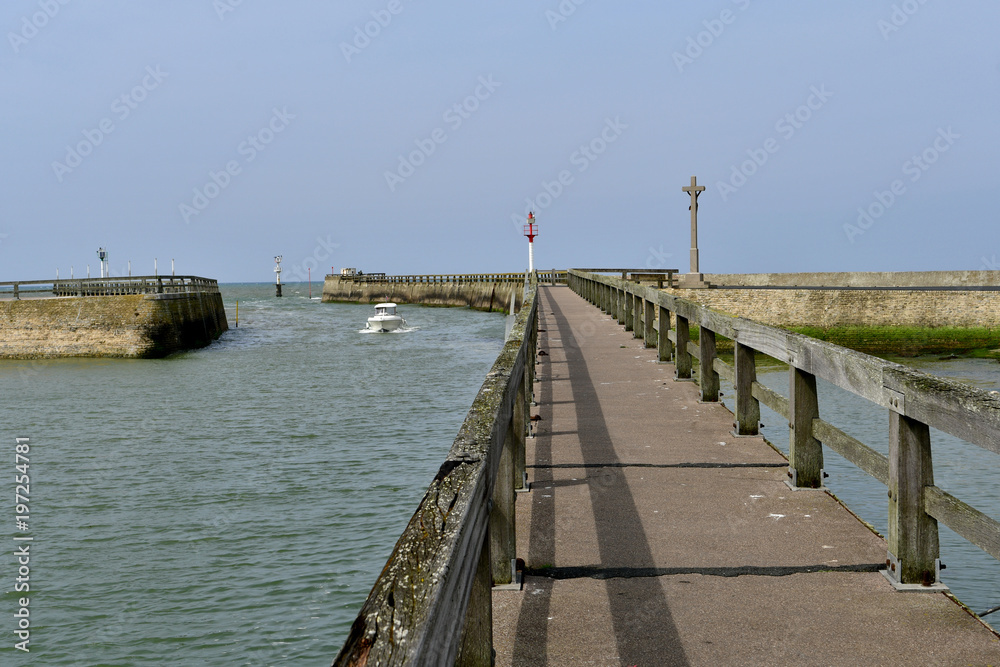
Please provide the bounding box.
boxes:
[0,276,228,359]
[322,271,565,313]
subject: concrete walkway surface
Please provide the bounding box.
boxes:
[492,285,1000,666]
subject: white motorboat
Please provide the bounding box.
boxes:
[366,302,406,332]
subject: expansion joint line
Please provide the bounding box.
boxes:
[524,564,884,581]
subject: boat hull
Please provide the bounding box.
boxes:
[367,315,404,332]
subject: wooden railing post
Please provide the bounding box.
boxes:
[490,418,516,585]
[675,315,692,380]
[643,299,655,348]
[616,288,625,325]
[624,289,634,331]
[789,368,823,488]
[658,305,673,362]
[733,342,760,435]
[887,413,940,587]
[514,381,527,491]
[699,325,719,402]
[632,293,641,337]
[456,532,493,667]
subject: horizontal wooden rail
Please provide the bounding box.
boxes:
[752,381,789,419]
[811,418,889,485]
[924,486,1000,562]
[713,357,734,383]
[568,269,1000,589]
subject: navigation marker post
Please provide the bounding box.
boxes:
[523,212,538,274]
[97,247,109,278]
[274,255,283,297]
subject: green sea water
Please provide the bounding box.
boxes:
[1,283,507,665]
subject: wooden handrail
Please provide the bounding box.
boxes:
[569,269,1000,589]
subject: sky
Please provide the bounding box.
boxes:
[2,1,998,283]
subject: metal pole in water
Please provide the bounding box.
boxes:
[274,256,283,297]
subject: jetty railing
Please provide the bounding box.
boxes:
[0,276,221,299]
[568,270,1000,590]
[572,267,680,287]
[330,271,566,285]
[334,277,539,666]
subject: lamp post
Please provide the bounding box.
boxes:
[523,212,538,275]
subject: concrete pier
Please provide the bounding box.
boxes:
[0,276,227,358]
[492,285,999,665]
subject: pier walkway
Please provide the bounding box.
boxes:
[492,285,999,666]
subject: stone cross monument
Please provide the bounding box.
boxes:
[681,176,707,287]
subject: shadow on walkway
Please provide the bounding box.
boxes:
[511,288,689,666]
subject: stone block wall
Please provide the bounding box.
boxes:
[321,277,521,313]
[0,292,228,358]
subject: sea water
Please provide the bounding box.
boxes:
[0,284,507,665]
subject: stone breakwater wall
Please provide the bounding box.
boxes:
[0,292,228,359]
[703,270,1000,288]
[665,283,1000,355]
[321,277,521,312]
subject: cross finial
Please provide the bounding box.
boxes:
[681,176,706,275]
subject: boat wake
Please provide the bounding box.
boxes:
[359,325,418,335]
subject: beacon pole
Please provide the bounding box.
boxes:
[274,255,283,297]
[523,212,538,276]
[97,247,109,279]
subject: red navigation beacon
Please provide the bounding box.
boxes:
[523,212,538,273]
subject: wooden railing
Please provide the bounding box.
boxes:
[0,276,221,299]
[568,270,1000,589]
[329,271,566,285]
[334,278,539,666]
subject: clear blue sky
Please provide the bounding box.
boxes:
[2,1,998,282]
